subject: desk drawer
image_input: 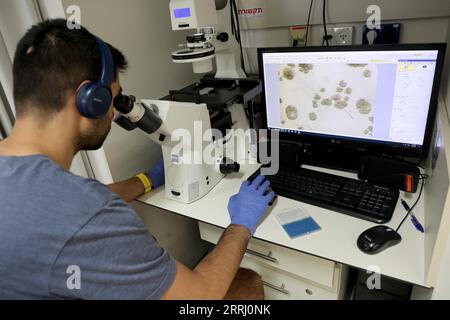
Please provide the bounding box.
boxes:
[240,256,339,300]
[199,222,336,289]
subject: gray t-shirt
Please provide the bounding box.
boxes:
[0,155,176,299]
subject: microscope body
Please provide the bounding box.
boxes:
[141,99,229,203]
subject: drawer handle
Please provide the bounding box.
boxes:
[262,281,290,295]
[245,249,278,263]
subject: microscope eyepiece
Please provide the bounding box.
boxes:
[113,90,163,135]
[113,93,136,114]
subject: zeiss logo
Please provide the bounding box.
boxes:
[171,154,180,164]
[238,7,263,18]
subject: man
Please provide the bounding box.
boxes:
[0,19,275,299]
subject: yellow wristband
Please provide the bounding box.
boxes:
[136,173,153,194]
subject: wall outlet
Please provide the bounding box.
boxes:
[320,26,353,45]
[290,25,307,46]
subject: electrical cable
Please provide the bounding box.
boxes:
[415,158,425,167]
[305,0,314,47]
[235,1,242,43]
[322,0,330,46]
[232,1,245,64]
[230,1,238,41]
[230,0,247,76]
[230,1,236,38]
[229,1,241,71]
[232,0,245,73]
[395,175,427,232]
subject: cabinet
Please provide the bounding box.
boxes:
[199,222,349,300]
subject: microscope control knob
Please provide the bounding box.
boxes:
[219,157,240,174]
[216,32,229,42]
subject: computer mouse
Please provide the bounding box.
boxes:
[357,225,401,254]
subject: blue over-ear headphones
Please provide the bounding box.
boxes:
[76,36,114,119]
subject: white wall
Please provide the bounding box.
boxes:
[241,17,449,74]
[0,34,14,134]
[236,0,450,74]
[0,0,41,61]
[62,0,208,267]
[433,230,450,298]
[0,0,42,120]
[429,12,450,300]
[421,38,450,299]
[238,0,450,29]
[412,102,450,299]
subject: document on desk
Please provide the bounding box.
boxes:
[274,206,321,239]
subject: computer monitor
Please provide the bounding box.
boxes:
[258,44,446,162]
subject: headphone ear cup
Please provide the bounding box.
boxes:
[76,82,112,119]
[76,82,92,118]
[90,84,112,118]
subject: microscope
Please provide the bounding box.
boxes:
[114,92,240,204]
[114,0,262,204]
[169,0,246,78]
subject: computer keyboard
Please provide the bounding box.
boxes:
[252,167,399,224]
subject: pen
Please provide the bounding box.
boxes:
[401,199,425,233]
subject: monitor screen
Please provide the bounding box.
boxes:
[174,7,191,19]
[258,44,446,158]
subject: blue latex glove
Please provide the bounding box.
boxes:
[228,175,276,235]
[147,157,165,189]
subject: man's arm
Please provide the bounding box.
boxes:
[108,157,165,202]
[162,225,250,300]
[108,177,145,203]
[162,176,276,300]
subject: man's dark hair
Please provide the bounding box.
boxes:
[13,19,128,117]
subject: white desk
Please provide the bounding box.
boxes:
[138,163,427,288]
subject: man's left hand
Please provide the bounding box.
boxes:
[147,157,165,189]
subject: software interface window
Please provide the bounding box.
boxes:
[262,50,439,148]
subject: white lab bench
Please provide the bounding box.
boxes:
[137,163,425,299]
[137,102,450,299]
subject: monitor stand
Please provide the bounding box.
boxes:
[300,143,371,173]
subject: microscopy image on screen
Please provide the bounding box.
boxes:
[278,63,377,137]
